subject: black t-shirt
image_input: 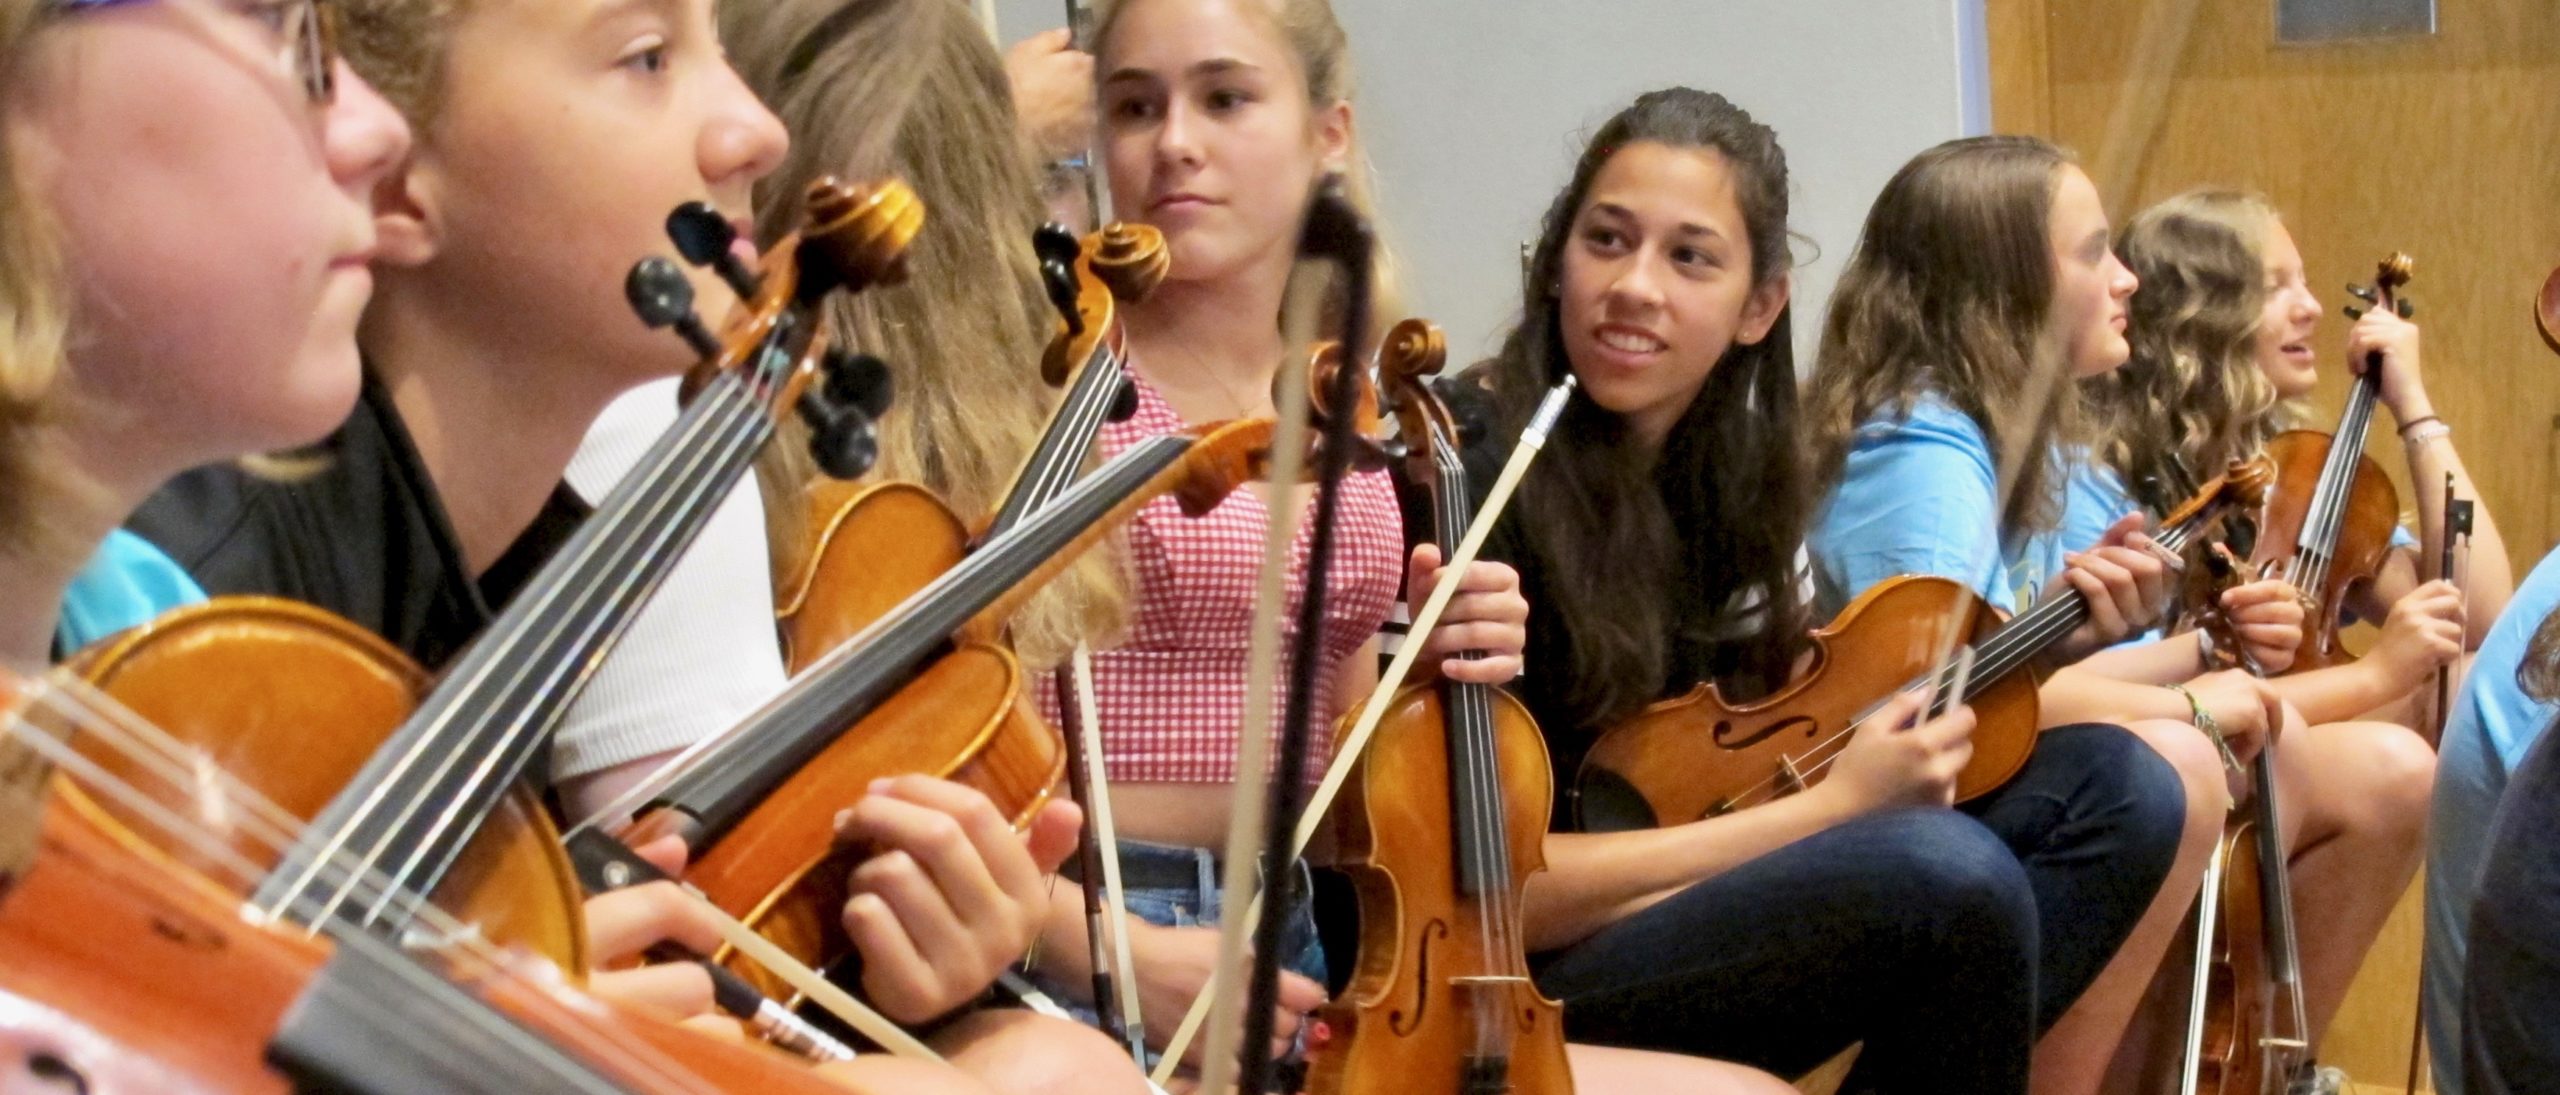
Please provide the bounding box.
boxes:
[125,374,589,781]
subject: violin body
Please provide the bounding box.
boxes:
[0,791,869,1094]
[2250,428,2399,673]
[695,478,1062,1001]
[1577,575,2036,830]
[2192,812,2275,1095]
[1310,682,1573,1095]
[54,597,590,971]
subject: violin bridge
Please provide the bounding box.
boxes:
[1450,975,1532,987]
[1776,754,1807,795]
[2260,1036,2311,1051]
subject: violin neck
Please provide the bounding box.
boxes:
[1945,508,2213,706]
[1425,443,1512,900]
[2292,371,2384,576]
[256,374,776,930]
[987,340,1124,539]
[652,431,1199,843]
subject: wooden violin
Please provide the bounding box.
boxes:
[1578,456,2276,829]
[0,674,885,1095]
[574,412,1283,1008]
[1305,319,1572,1095]
[2177,548,2318,1095]
[2250,253,2414,673]
[48,178,915,1042]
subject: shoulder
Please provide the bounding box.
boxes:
[1812,394,2008,606]
[55,531,209,653]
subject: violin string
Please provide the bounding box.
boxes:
[1015,344,1123,519]
[301,377,772,927]
[276,373,761,920]
[10,682,729,1093]
[1713,514,2213,812]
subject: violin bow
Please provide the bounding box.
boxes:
[1154,375,1574,1078]
[1056,0,1110,232]
[1186,178,1370,1095]
[1063,646,1147,1058]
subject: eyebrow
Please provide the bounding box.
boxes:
[1103,56,1263,88]
[589,0,681,30]
[1587,201,1727,243]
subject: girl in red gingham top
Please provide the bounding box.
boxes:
[1020,0,1534,1081]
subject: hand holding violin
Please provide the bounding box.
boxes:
[1813,689,1977,815]
[1128,920,1327,1072]
[2211,577,2306,674]
[2049,514,2175,658]
[835,775,1083,1024]
[2345,302,2433,423]
[1403,544,1529,686]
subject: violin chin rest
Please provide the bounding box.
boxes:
[1570,768,1657,834]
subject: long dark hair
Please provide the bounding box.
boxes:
[1476,87,1805,730]
[1804,135,2082,535]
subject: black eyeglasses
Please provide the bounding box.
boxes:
[51,0,339,105]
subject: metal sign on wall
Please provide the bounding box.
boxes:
[2277,0,2437,42]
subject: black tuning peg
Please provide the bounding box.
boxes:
[2345,305,2367,320]
[797,390,880,480]
[666,202,760,301]
[2346,283,2378,304]
[625,258,720,358]
[821,349,895,422]
[1034,224,1086,334]
[2397,299,2415,319]
[1106,376,1140,423]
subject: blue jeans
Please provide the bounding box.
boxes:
[1533,722,2185,1095]
[1030,840,1327,1072]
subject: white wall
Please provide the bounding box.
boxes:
[990,0,1989,364]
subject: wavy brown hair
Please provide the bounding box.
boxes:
[2086,190,2282,517]
[1805,135,2084,535]
[1476,87,1806,730]
[727,0,1128,666]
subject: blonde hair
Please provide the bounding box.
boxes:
[2085,189,2283,517]
[727,0,1128,666]
[1,0,107,569]
[1093,0,1398,338]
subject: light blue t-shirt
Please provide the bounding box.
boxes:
[1809,394,2067,616]
[2425,547,2560,1092]
[53,530,205,656]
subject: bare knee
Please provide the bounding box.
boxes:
[933,1010,1150,1095]
[2123,718,2231,841]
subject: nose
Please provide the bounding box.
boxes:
[1153,98,1204,179]
[700,64,790,198]
[1603,250,1664,313]
[321,62,413,195]
[2109,252,2139,300]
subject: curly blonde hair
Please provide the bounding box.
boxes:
[728,0,1129,666]
[2085,189,2282,516]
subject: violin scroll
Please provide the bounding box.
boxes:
[1087,222,1170,303]
[797,177,923,300]
[2535,264,2560,357]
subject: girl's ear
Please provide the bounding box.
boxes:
[1736,272,1792,346]
[371,151,440,268]
[1313,99,1353,177]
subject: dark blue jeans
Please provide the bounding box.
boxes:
[1532,723,2185,1095]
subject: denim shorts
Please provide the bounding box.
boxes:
[1028,839,1327,1071]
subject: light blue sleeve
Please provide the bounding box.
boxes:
[2062,458,2144,553]
[2391,523,2420,552]
[1809,398,2015,615]
[54,530,208,654]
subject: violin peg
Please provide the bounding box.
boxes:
[1040,258,1085,335]
[667,203,735,266]
[2344,305,2367,320]
[1106,376,1141,423]
[822,349,896,421]
[797,393,880,480]
[625,258,720,356]
[2397,299,2415,319]
[2346,283,2378,303]
[1031,222,1083,270]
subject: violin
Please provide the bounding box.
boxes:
[0,673,884,1095]
[1578,457,2276,829]
[575,411,1282,1007]
[1305,320,1573,1095]
[48,178,914,1036]
[2250,254,2414,673]
[2178,548,2318,1095]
